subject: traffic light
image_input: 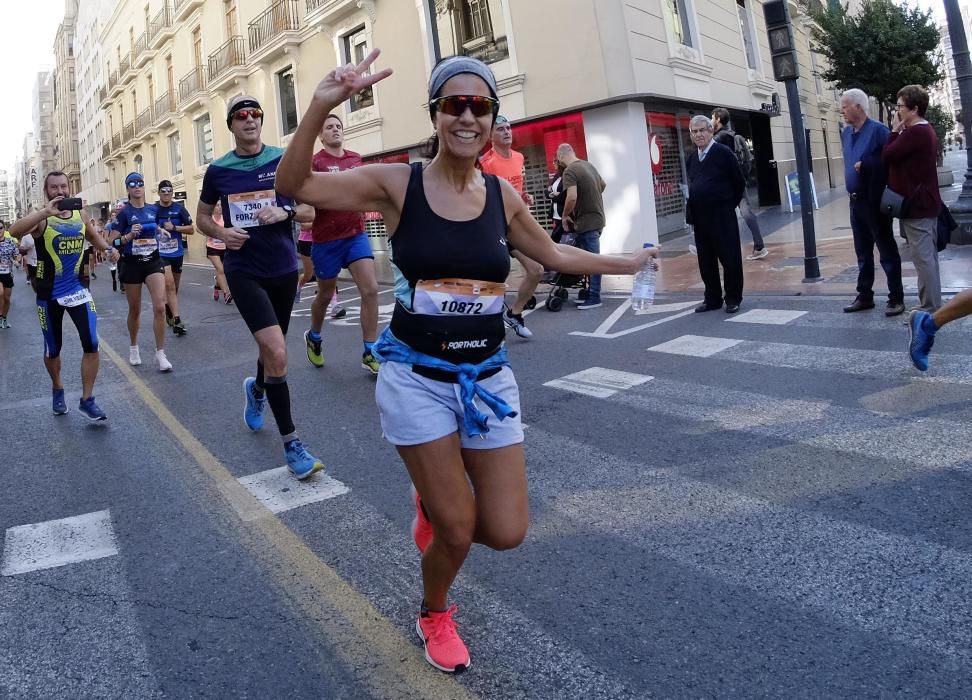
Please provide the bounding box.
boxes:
[763,0,799,81]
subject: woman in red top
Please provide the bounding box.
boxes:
[882,84,942,311]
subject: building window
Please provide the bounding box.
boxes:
[168,131,182,175]
[134,154,143,174]
[810,50,825,95]
[151,144,159,182]
[277,68,299,134]
[433,0,510,65]
[736,0,758,70]
[665,0,693,48]
[195,114,213,165]
[342,28,374,112]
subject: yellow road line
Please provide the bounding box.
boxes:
[100,339,477,699]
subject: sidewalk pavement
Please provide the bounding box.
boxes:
[353,153,972,299]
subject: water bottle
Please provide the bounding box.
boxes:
[631,243,656,312]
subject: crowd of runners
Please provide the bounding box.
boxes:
[2,51,956,675]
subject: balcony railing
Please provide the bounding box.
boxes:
[207,36,246,84]
[98,85,107,105]
[107,69,120,95]
[153,91,175,123]
[120,53,132,78]
[111,132,122,152]
[178,66,207,106]
[149,3,174,48]
[306,0,328,11]
[134,34,146,60]
[135,108,152,136]
[102,141,110,159]
[123,121,135,144]
[174,0,204,21]
[249,0,300,54]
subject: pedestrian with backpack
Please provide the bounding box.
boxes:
[712,107,769,260]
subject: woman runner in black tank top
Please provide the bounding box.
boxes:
[277,52,657,674]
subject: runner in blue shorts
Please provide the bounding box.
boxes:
[302,113,381,374]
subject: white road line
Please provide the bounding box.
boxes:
[647,334,972,384]
[296,287,395,305]
[725,309,807,325]
[647,334,743,357]
[1,510,118,577]
[543,367,653,398]
[238,467,350,514]
[571,307,697,339]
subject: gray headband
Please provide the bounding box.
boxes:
[428,56,498,101]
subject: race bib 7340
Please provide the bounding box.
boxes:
[227,190,277,229]
[412,278,506,316]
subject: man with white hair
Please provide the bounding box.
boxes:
[685,114,746,313]
[839,88,904,316]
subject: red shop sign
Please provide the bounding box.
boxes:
[648,133,663,175]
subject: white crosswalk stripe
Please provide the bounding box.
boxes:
[647,333,972,383]
[2,510,118,577]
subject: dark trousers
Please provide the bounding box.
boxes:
[850,198,903,304]
[695,215,743,307]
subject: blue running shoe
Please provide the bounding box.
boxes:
[285,439,324,480]
[908,310,936,372]
[243,377,267,431]
[52,388,68,415]
[79,396,108,422]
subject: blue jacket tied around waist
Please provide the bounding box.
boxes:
[371,328,517,439]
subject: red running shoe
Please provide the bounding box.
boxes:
[416,604,470,673]
[411,485,433,554]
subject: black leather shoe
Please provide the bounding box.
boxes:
[843,298,875,313]
[695,303,721,313]
[885,301,906,317]
[725,304,740,314]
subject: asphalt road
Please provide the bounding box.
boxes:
[2,261,971,699]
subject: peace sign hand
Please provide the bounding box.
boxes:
[312,48,393,108]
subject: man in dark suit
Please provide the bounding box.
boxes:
[686,115,746,313]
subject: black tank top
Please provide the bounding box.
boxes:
[390,162,510,364]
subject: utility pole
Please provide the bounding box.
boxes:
[763,0,821,281]
[943,0,972,243]
[425,0,442,64]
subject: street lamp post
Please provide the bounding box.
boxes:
[944,0,972,242]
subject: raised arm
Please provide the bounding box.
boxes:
[501,179,654,276]
[277,49,397,213]
[10,198,61,238]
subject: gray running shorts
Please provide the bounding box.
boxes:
[375,360,524,449]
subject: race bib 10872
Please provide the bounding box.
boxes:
[227,190,277,229]
[412,278,506,317]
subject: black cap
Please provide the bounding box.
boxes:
[158,180,173,190]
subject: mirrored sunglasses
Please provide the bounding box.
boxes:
[231,108,264,121]
[126,180,145,188]
[431,95,499,118]
[159,188,173,194]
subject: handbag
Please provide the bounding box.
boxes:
[879,186,908,218]
[937,203,957,251]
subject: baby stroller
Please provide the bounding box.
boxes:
[541,231,589,312]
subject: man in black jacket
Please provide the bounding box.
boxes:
[686,115,746,314]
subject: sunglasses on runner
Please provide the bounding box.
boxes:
[126,180,145,188]
[430,95,499,118]
[159,187,173,194]
[231,108,264,121]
